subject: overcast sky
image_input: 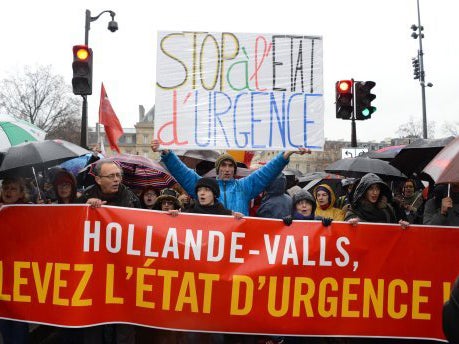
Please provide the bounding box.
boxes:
[1,0,458,144]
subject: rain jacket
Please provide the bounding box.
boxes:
[313,184,345,221]
[161,151,290,215]
[344,173,397,223]
[256,174,292,219]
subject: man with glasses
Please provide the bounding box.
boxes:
[77,159,140,209]
[76,159,140,343]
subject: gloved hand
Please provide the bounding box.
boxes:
[282,215,293,226]
[322,217,333,226]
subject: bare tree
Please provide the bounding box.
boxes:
[440,121,459,136]
[396,116,436,139]
[0,65,81,143]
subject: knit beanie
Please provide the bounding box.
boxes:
[196,177,220,198]
[215,154,237,174]
[292,190,316,214]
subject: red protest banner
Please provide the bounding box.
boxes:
[0,204,458,341]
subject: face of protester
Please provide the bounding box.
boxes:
[403,182,415,198]
[218,160,235,181]
[1,182,24,204]
[143,191,158,208]
[57,182,73,203]
[95,163,122,194]
[197,187,215,206]
[365,184,381,204]
[316,190,330,207]
[296,200,313,216]
[161,199,176,211]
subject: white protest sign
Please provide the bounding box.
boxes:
[155,31,324,151]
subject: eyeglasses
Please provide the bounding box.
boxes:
[162,200,174,206]
[99,173,122,180]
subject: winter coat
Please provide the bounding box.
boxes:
[161,151,289,215]
[345,173,397,224]
[313,184,345,221]
[77,183,141,208]
[256,174,292,219]
[187,201,233,216]
[423,188,459,226]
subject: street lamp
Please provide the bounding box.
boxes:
[410,0,432,139]
[79,9,118,148]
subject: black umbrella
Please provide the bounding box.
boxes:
[0,139,90,178]
[325,157,406,179]
[359,145,406,161]
[176,150,220,168]
[390,136,455,177]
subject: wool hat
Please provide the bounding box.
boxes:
[292,190,316,214]
[314,185,331,204]
[215,154,237,174]
[196,177,220,198]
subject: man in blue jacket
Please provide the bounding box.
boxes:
[151,139,310,215]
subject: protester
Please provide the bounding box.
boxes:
[313,183,345,221]
[139,186,159,209]
[423,183,459,226]
[345,173,409,229]
[443,275,459,344]
[0,176,28,205]
[282,189,332,227]
[256,174,292,219]
[335,177,357,211]
[77,159,140,209]
[0,176,30,343]
[393,178,424,224]
[76,159,140,344]
[153,188,182,211]
[52,168,78,204]
[151,139,310,215]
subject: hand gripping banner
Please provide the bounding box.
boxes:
[0,204,458,341]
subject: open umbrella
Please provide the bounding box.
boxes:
[422,136,459,184]
[0,139,90,178]
[298,171,344,186]
[59,153,102,176]
[325,157,406,179]
[360,145,406,161]
[203,167,252,179]
[0,114,47,150]
[390,136,455,177]
[97,154,176,190]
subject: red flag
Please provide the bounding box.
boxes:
[99,83,123,153]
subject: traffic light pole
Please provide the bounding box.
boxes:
[79,10,91,148]
[415,0,427,139]
[351,117,357,148]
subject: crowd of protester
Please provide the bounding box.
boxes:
[1,139,459,344]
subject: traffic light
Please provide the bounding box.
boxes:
[355,81,376,120]
[335,80,353,120]
[412,57,420,79]
[72,45,93,95]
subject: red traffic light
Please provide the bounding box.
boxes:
[73,45,90,61]
[337,80,353,94]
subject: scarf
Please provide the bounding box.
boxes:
[293,211,316,220]
[355,199,396,223]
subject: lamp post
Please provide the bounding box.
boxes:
[80,9,118,148]
[411,0,432,139]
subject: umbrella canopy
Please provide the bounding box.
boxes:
[0,114,47,150]
[390,136,455,177]
[0,139,90,178]
[360,145,406,161]
[325,157,406,179]
[422,136,459,184]
[100,154,176,190]
[298,171,344,186]
[176,149,220,168]
[59,153,102,176]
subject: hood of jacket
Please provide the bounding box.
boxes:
[352,173,392,207]
[292,189,317,214]
[313,183,337,209]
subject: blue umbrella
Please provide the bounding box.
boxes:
[60,153,102,176]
